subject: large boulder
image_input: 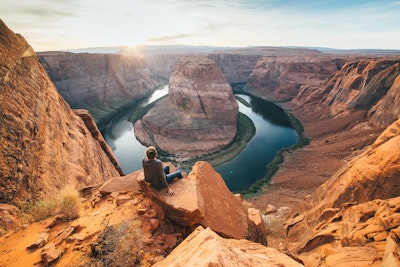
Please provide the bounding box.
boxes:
[134,57,239,157]
[138,161,267,244]
[153,226,303,267]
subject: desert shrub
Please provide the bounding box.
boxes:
[87,220,144,267]
[264,216,286,239]
[25,188,81,222]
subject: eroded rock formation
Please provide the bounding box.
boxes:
[246,55,342,101]
[292,60,400,127]
[285,119,400,266]
[153,226,303,267]
[0,20,122,205]
[323,60,400,127]
[134,57,239,157]
[38,51,166,124]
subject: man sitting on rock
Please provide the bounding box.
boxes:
[142,146,185,195]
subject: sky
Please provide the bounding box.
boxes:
[1,0,400,52]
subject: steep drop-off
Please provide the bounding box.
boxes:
[246,55,342,102]
[291,59,400,127]
[0,20,122,205]
[38,51,166,125]
[323,60,400,127]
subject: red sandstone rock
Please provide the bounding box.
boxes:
[41,243,61,266]
[0,204,22,233]
[285,119,400,266]
[153,226,304,267]
[247,208,268,246]
[0,20,122,205]
[138,161,267,243]
[98,171,142,195]
[37,51,165,123]
[134,57,239,157]
[323,60,400,126]
[370,72,400,127]
[246,56,340,101]
[27,232,49,250]
[383,228,400,266]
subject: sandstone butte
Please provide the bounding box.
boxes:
[134,57,239,157]
[1,18,400,266]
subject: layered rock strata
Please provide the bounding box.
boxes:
[134,57,239,157]
[323,60,400,127]
[285,119,400,266]
[0,20,122,204]
[246,56,342,101]
[292,60,400,127]
[38,51,165,124]
[142,47,308,84]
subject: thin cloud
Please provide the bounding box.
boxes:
[147,34,196,43]
[0,0,399,51]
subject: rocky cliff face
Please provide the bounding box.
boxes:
[245,55,342,101]
[285,119,400,266]
[38,51,166,125]
[208,53,262,84]
[169,57,238,124]
[291,59,400,127]
[322,60,400,127]
[134,57,239,157]
[144,52,263,84]
[0,20,122,204]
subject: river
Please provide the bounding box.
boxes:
[102,85,298,192]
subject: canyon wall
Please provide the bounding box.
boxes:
[245,55,343,101]
[292,59,400,128]
[38,52,166,125]
[0,20,122,204]
[285,119,400,266]
[208,53,262,84]
[144,52,263,84]
[323,60,400,127]
[134,57,239,157]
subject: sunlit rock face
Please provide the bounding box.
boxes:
[134,57,238,157]
[322,60,400,127]
[292,59,400,128]
[168,57,238,124]
[153,226,303,267]
[0,20,122,204]
[38,51,166,124]
[285,119,400,267]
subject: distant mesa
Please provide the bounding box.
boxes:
[134,56,239,157]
